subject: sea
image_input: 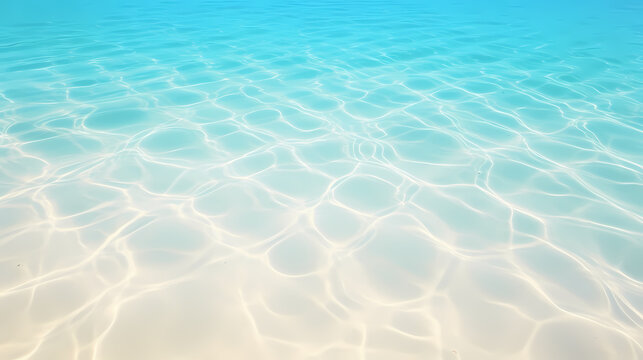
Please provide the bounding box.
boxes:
[0,1,642,359]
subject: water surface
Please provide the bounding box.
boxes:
[1,1,642,359]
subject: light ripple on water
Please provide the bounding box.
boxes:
[0,1,642,359]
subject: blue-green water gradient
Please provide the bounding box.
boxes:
[1,1,642,359]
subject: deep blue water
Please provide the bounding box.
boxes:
[1,1,642,359]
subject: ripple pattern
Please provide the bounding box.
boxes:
[1,1,642,359]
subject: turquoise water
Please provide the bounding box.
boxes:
[1,1,642,359]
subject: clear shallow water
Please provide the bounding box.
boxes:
[1,1,642,359]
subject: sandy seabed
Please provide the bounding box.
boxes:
[0,1,642,359]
